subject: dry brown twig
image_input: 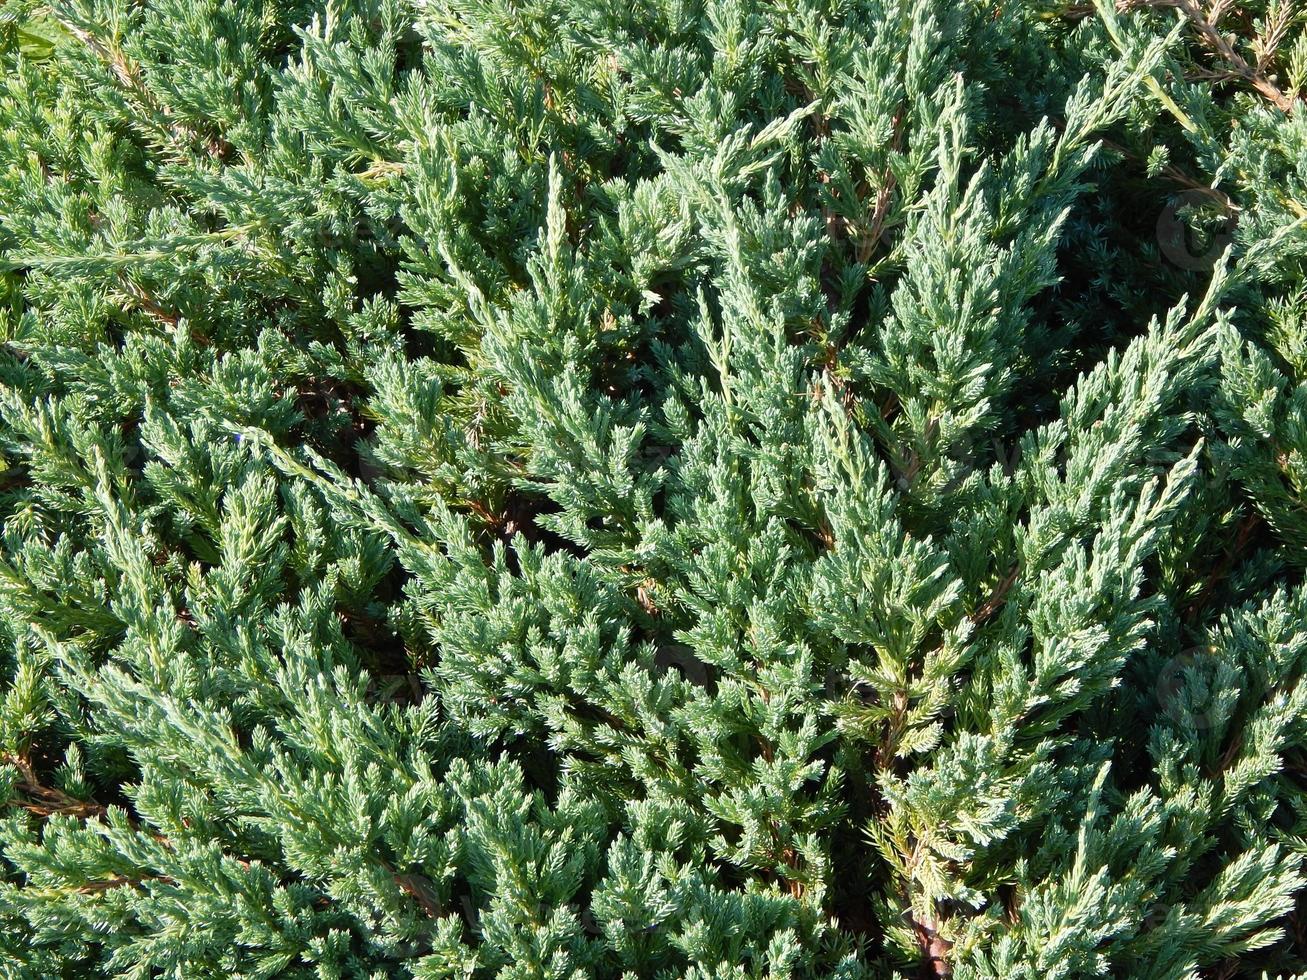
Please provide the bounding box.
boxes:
[2,752,108,821]
[1062,0,1299,112]
[1171,0,1297,112]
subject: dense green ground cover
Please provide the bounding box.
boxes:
[1,0,1307,976]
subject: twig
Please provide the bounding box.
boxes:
[3,753,108,821]
[971,565,1019,625]
[856,111,906,265]
[54,13,233,159]
[1171,0,1297,112]
[1098,136,1238,211]
[1061,0,1297,112]
[913,911,954,978]
[394,872,443,918]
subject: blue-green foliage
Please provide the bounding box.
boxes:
[0,0,1306,976]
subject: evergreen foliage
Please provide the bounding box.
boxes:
[0,0,1306,976]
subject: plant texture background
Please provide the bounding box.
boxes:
[1,0,1306,977]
